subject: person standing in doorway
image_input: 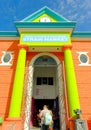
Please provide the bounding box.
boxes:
[40,105,53,130]
[37,109,41,127]
[49,110,53,130]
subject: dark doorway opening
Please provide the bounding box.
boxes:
[35,99,54,110]
[32,98,60,129]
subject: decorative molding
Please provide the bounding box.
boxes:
[0,51,13,66]
[18,44,28,51]
[62,45,72,52]
[24,65,34,130]
[77,52,91,66]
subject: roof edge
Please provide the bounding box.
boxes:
[0,31,19,37]
[72,32,91,37]
[14,22,76,28]
[21,6,69,22]
[0,31,91,37]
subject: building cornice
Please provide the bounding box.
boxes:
[72,32,91,41]
[0,31,19,40]
[0,31,19,37]
[0,31,91,41]
[14,22,76,28]
[72,32,91,37]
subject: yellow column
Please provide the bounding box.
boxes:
[9,45,28,117]
[63,45,80,117]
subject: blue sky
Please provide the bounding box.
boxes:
[0,0,91,32]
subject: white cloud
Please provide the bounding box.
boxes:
[52,0,91,23]
[67,0,74,4]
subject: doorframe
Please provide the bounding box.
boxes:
[24,52,66,130]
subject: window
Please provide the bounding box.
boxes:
[48,77,53,85]
[42,77,47,85]
[77,52,91,66]
[36,77,54,85]
[0,51,12,66]
[3,53,12,63]
[79,54,88,63]
[40,17,51,22]
[36,77,41,85]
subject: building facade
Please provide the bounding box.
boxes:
[0,7,91,130]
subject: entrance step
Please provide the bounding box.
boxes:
[30,127,40,130]
[30,127,59,130]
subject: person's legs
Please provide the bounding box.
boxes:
[41,124,49,130]
[41,124,43,130]
[45,125,49,130]
[41,124,45,130]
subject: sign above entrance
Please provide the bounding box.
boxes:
[22,35,68,42]
[20,33,71,46]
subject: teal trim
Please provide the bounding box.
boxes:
[21,6,68,22]
[72,32,91,37]
[0,31,91,37]
[22,9,45,22]
[0,31,19,37]
[15,22,76,28]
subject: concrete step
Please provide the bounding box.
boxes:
[30,127,59,130]
[30,127,40,130]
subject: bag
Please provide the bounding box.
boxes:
[44,113,52,125]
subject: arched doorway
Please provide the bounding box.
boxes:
[24,53,66,130]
